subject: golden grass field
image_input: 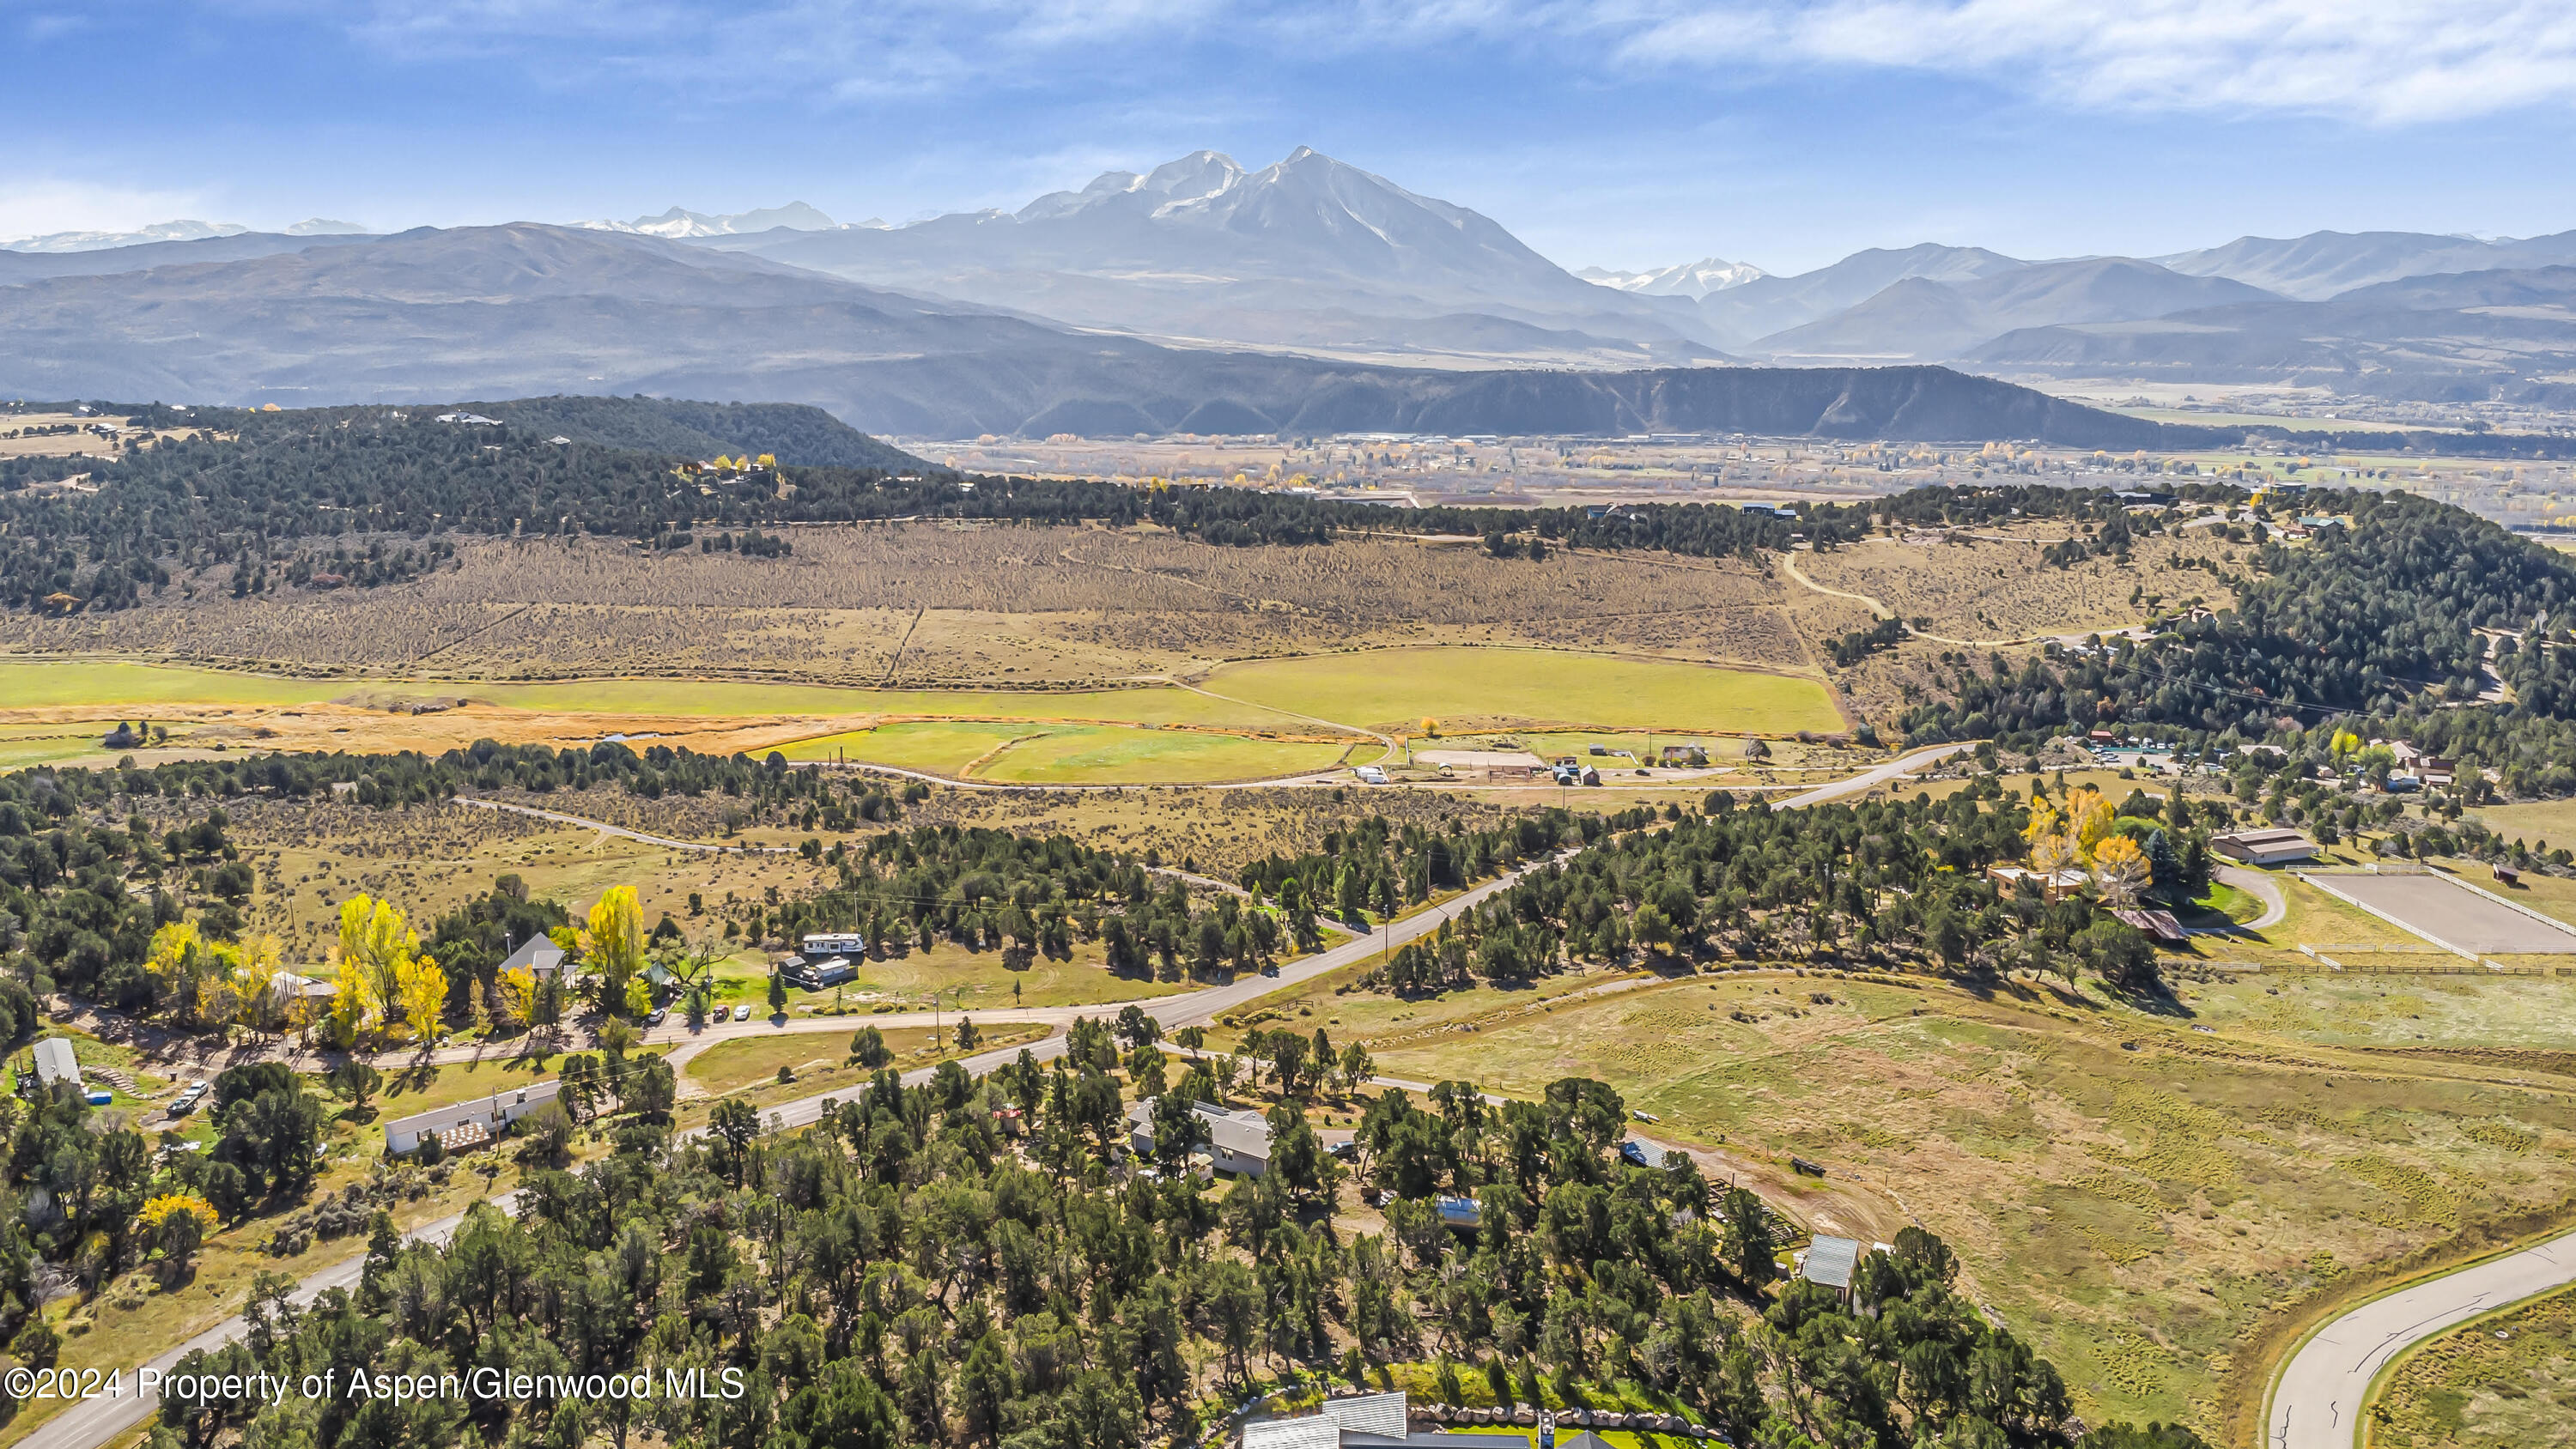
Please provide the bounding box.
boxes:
[1318,966,2576,1439]
[0,642,1842,785]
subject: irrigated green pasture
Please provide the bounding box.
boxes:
[777,720,1359,783]
[1200,648,1845,735]
[3,648,1835,783]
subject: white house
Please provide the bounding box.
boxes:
[1125,1098,1273,1177]
[1243,1393,1522,1449]
[386,1080,564,1155]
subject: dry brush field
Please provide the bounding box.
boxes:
[1796,530,2245,645]
[0,524,1818,685]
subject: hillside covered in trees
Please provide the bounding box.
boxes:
[1882,485,2576,787]
[0,402,1865,613]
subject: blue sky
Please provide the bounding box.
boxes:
[9,1,2576,273]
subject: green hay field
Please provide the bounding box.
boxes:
[779,720,1359,783]
[978,727,1357,784]
[1202,648,1845,734]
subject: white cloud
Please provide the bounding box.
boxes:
[222,0,2576,123]
[1611,0,2576,124]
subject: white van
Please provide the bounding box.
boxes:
[1355,765,1387,785]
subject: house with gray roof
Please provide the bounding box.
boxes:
[1125,1097,1273,1177]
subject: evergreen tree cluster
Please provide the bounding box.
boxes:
[764,826,1262,982]
[144,1048,2102,1449]
[1238,811,1598,950]
[1367,786,2190,994]
[0,404,1876,612]
[1886,488,2576,779]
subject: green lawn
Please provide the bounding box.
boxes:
[2179,880,2261,925]
[1202,648,1845,735]
[777,720,1047,773]
[0,660,1296,730]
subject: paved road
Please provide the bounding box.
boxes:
[2218,865,2288,931]
[2269,1228,2576,1449]
[1776,743,1971,808]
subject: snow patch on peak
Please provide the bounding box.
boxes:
[1579,256,1767,298]
[578,202,839,239]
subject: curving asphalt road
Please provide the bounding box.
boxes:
[2218,865,2289,931]
[2269,1228,2576,1449]
[1777,743,1971,807]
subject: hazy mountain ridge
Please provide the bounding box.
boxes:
[19,155,2576,406]
[0,221,2166,445]
[2154,229,2576,300]
[1753,259,2281,361]
[3,219,250,253]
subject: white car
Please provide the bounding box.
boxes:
[732,1003,753,1022]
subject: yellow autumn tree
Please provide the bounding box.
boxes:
[496,966,539,1030]
[203,933,282,1034]
[333,894,427,1040]
[138,1193,219,1236]
[2092,834,2152,906]
[2060,787,2114,862]
[144,921,216,1022]
[2026,786,2116,874]
[2023,798,2077,876]
[394,954,452,1043]
[584,887,647,1018]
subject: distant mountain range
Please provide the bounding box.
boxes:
[0,221,2173,445]
[575,202,863,239]
[11,153,2576,415]
[1577,258,1765,298]
[0,217,364,253]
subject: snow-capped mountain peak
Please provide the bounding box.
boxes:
[1579,256,1767,298]
[577,202,840,239]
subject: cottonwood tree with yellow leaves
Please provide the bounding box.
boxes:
[328,895,451,1045]
[143,922,284,1033]
[2023,785,2114,877]
[2091,835,2152,906]
[584,885,647,1020]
